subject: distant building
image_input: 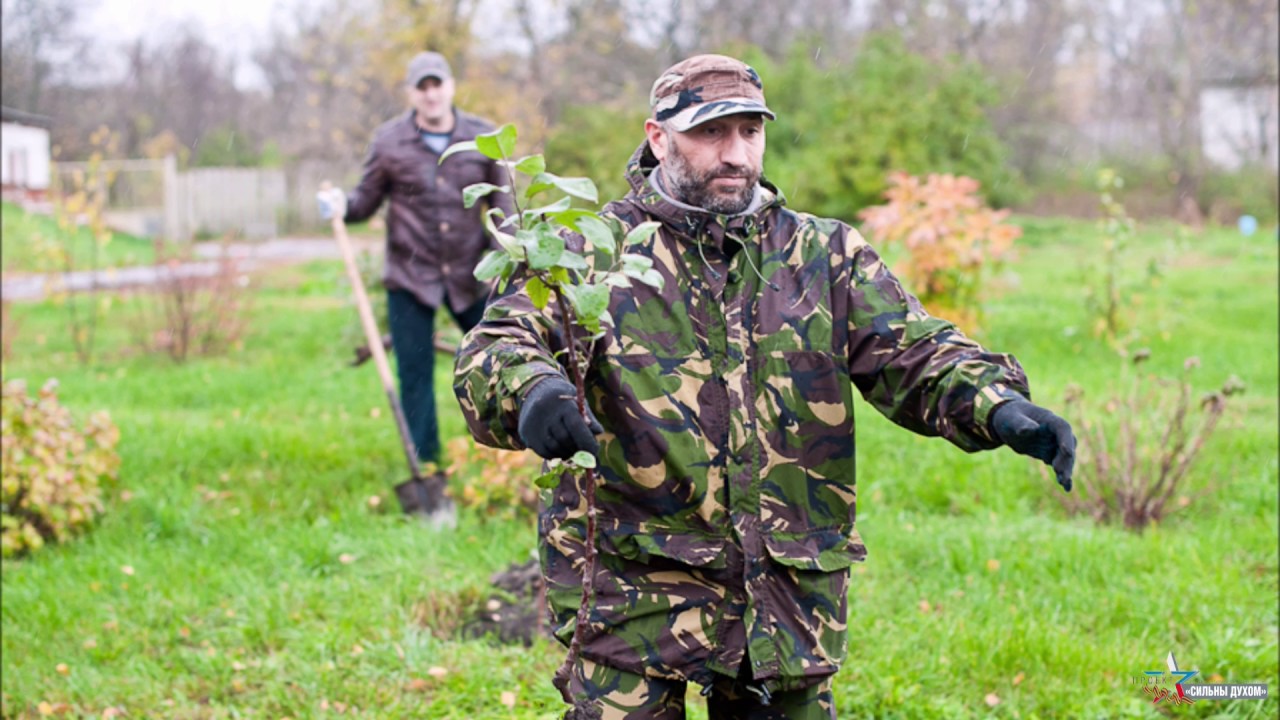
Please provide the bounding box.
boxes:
[1199,76,1279,171]
[0,106,53,201]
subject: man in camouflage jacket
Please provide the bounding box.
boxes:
[455,55,1076,719]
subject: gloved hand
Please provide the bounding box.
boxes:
[316,186,347,221]
[518,377,603,461]
[990,399,1076,492]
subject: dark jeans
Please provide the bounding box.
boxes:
[387,290,487,465]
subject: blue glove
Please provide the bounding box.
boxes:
[991,399,1076,492]
[316,187,347,221]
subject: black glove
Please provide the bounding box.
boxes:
[990,399,1076,492]
[517,378,603,461]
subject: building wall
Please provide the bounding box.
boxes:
[0,121,51,190]
[1200,84,1280,171]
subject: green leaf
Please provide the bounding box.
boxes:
[474,251,513,282]
[522,197,573,224]
[462,183,509,209]
[514,154,546,176]
[625,221,662,246]
[484,208,521,258]
[571,451,597,469]
[549,267,572,286]
[546,209,600,232]
[555,252,589,271]
[621,253,653,274]
[527,172,598,204]
[576,216,615,257]
[528,227,566,270]
[439,140,478,163]
[526,276,551,310]
[603,273,632,288]
[637,269,664,289]
[568,282,611,322]
[475,123,518,160]
[495,123,518,157]
[533,469,561,489]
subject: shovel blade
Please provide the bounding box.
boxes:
[394,474,457,529]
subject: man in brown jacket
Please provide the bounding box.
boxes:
[319,51,514,471]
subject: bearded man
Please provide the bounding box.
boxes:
[455,54,1075,719]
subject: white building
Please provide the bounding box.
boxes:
[1200,77,1279,171]
[0,106,53,199]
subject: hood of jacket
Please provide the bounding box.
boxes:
[614,140,787,252]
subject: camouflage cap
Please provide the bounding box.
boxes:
[650,54,776,132]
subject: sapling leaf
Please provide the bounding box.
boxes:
[577,216,615,256]
[571,451,597,469]
[526,276,551,310]
[625,221,662,245]
[438,140,478,163]
[514,154,546,176]
[463,183,509,209]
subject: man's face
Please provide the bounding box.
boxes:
[408,76,455,123]
[647,114,766,214]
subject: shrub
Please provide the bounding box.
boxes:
[1,379,120,557]
[857,171,1020,329]
[124,240,252,362]
[1056,351,1244,530]
[746,34,1020,219]
[443,436,540,522]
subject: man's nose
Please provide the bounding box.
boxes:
[720,134,751,168]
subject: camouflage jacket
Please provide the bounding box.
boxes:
[454,141,1030,691]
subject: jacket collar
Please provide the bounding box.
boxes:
[395,108,482,145]
[620,140,785,250]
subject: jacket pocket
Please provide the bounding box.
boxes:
[762,525,867,572]
[599,521,729,569]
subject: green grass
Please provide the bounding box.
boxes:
[1,202,157,274]
[1,218,1276,719]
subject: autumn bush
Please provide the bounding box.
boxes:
[857,171,1020,329]
[1056,351,1244,530]
[443,436,541,521]
[1,379,120,558]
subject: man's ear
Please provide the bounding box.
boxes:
[644,119,668,162]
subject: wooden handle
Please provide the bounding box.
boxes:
[331,215,424,479]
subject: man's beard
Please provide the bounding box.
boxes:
[662,142,760,215]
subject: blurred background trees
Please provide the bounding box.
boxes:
[2,0,1276,225]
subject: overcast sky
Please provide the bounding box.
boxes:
[83,0,319,88]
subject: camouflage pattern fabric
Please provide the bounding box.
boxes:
[454,140,1030,694]
[569,656,835,719]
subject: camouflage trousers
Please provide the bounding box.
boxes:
[568,657,836,719]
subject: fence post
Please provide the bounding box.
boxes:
[162,154,185,242]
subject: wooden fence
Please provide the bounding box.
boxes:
[55,157,354,241]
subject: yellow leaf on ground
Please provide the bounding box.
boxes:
[985,692,1001,707]
[500,690,517,708]
[120,565,135,576]
[427,666,448,678]
[351,644,364,655]
[918,600,932,613]
[1012,671,1025,685]
[986,558,1000,572]
[55,663,69,675]
[339,554,356,564]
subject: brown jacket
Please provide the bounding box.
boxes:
[345,109,516,312]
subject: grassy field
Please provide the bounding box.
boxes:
[1,216,1276,719]
[1,202,158,275]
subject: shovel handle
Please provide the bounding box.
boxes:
[330,212,424,480]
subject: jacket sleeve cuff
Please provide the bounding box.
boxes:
[974,384,1030,445]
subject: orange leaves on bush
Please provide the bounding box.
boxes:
[858,172,1020,328]
[1,379,120,558]
[444,436,541,520]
